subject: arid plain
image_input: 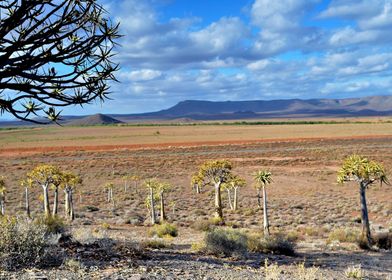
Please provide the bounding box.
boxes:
[0,120,391,279]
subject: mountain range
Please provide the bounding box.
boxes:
[1,95,392,126]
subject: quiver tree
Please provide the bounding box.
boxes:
[20,178,33,218]
[131,175,141,194]
[337,154,388,246]
[254,170,273,236]
[195,160,233,221]
[0,176,6,216]
[27,165,61,217]
[191,173,203,194]
[157,182,172,222]
[61,171,81,221]
[223,174,246,211]
[51,173,63,216]
[143,179,159,225]
[0,0,120,123]
[122,175,131,192]
[104,182,114,206]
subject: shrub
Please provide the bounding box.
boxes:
[295,262,321,280]
[0,216,47,270]
[150,223,178,238]
[249,234,295,256]
[327,228,360,244]
[263,259,283,280]
[192,217,224,232]
[203,228,248,257]
[35,215,65,234]
[63,258,84,272]
[100,222,111,230]
[373,232,392,250]
[356,236,371,250]
[141,239,167,249]
[345,265,365,279]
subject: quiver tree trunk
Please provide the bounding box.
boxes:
[53,187,59,216]
[0,197,4,216]
[262,186,270,236]
[43,185,51,217]
[107,188,111,202]
[360,182,372,245]
[70,191,75,221]
[227,188,233,210]
[150,187,156,225]
[64,189,71,219]
[233,187,238,211]
[257,188,262,209]
[25,187,30,218]
[160,191,166,222]
[214,182,223,220]
[194,184,200,194]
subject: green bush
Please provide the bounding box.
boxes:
[0,216,47,270]
[248,234,295,256]
[204,228,248,257]
[35,215,65,234]
[150,223,178,238]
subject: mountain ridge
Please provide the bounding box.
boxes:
[1,95,392,126]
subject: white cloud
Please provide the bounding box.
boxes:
[120,69,162,82]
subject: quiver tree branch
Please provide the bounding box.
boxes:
[0,0,121,123]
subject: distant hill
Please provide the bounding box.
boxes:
[113,95,392,121]
[1,95,392,127]
[67,114,123,126]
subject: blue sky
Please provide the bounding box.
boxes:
[3,0,392,119]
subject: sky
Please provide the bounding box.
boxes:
[4,0,392,118]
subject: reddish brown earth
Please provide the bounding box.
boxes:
[0,129,391,279]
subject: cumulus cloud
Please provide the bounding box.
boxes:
[53,0,392,116]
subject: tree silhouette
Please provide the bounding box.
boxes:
[223,174,246,211]
[338,154,388,245]
[20,178,33,218]
[157,182,172,222]
[254,170,273,236]
[0,0,120,123]
[27,164,61,217]
[143,178,159,225]
[61,171,81,221]
[195,160,232,221]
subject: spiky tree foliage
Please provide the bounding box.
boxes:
[337,154,388,245]
[61,171,81,221]
[254,170,273,236]
[0,176,6,216]
[195,160,233,220]
[27,164,61,217]
[0,0,120,123]
[143,178,159,225]
[157,182,172,222]
[20,178,33,218]
[223,174,246,211]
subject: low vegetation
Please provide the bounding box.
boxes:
[0,216,47,270]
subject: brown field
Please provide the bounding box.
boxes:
[0,122,391,279]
